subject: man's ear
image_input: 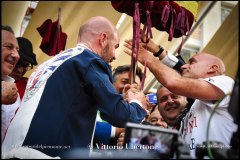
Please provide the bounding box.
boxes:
[207,65,219,74]
[99,33,107,48]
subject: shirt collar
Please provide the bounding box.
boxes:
[2,75,15,82]
[77,43,92,52]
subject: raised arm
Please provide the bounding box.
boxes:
[124,41,228,101]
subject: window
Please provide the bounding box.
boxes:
[221,1,238,23]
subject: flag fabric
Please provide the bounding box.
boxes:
[37,19,67,56]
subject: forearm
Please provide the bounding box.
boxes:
[146,42,185,73]
[149,44,168,60]
[86,62,147,127]
[146,55,182,91]
[146,59,192,97]
[146,56,224,100]
[124,40,223,100]
[153,48,184,72]
[100,101,147,127]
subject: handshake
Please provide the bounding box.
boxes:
[122,83,149,111]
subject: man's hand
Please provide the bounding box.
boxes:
[122,83,139,100]
[124,38,159,56]
[124,39,153,65]
[124,38,168,61]
[123,84,148,110]
[115,128,125,138]
[117,131,125,146]
[1,81,18,105]
[141,39,160,54]
[126,90,148,110]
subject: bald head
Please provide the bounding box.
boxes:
[78,16,117,43]
[77,16,119,64]
[197,53,226,75]
[181,52,226,79]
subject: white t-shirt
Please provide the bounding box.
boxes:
[1,76,21,142]
[179,75,238,158]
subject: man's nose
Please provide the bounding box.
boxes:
[167,96,174,103]
[180,63,188,71]
[12,49,20,61]
[155,120,162,127]
[155,119,167,128]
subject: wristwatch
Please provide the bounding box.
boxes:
[153,46,164,57]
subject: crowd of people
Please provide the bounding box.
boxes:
[1,14,237,159]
